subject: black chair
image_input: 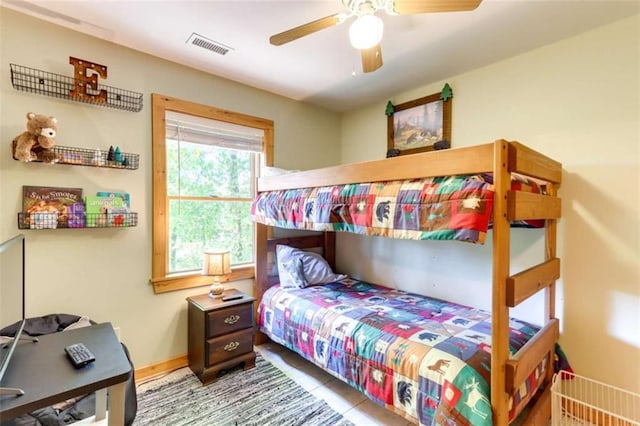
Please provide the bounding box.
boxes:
[0,314,137,426]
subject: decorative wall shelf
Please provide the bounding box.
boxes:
[18,212,138,230]
[10,63,143,112]
[12,144,140,170]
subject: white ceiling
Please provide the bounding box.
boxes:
[2,0,638,112]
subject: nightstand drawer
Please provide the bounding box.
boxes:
[207,303,253,338]
[205,328,253,367]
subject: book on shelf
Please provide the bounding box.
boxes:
[96,191,130,208]
[67,203,86,228]
[107,207,133,227]
[85,195,125,227]
[22,186,83,227]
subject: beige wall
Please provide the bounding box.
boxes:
[340,14,640,393]
[2,5,638,395]
[0,8,341,368]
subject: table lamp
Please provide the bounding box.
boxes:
[202,249,231,298]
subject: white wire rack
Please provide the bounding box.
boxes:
[551,370,640,426]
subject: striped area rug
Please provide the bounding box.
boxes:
[133,354,354,426]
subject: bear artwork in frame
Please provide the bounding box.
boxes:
[387,88,452,157]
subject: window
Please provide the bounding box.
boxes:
[151,94,273,293]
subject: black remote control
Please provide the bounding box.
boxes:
[222,294,243,302]
[64,343,96,368]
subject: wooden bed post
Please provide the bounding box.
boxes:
[323,231,336,271]
[492,140,511,426]
[545,182,559,385]
[254,222,268,345]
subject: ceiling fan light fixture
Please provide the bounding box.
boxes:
[349,14,384,49]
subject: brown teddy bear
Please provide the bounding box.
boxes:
[12,112,60,163]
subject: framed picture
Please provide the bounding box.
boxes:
[387,89,452,156]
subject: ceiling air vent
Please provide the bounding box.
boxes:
[186,33,233,56]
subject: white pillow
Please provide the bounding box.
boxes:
[278,250,306,288]
[276,244,347,288]
[261,166,300,177]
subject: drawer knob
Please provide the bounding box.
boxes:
[224,341,239,352]
[224,315,240,325]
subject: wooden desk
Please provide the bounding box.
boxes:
[0,322,131,425]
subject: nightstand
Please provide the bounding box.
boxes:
[187,289,256,385]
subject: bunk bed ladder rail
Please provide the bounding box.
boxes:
[493,140,563,425]
[491,140,513,425]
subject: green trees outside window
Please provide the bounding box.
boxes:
[166,140,257,274]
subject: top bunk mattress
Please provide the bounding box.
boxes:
[252,174,544,244]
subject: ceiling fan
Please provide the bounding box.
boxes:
[270,0,482,73]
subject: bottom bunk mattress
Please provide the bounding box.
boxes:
[258,279,548,425]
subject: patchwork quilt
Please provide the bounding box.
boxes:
[251,174,544,245]
[258,279,549,425]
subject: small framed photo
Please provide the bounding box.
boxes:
[387,89,452,156]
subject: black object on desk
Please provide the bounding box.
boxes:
[0,322,131,424]
[65,342,97,368]
[221,294,244,302]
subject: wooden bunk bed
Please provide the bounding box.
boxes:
[252,139,562,425]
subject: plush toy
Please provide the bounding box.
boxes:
[12,112,60,163]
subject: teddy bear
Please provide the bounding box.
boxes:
[12,112,60,163]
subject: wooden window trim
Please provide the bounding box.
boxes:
[151,94,274,294]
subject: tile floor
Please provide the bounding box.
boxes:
[256,343,413,426]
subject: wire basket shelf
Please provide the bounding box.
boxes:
[11,144,139,170]
[551,370,640,426]
[51,145,139,170]
[18,212,138,230]
[10,63,143,112]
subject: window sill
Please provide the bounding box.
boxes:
[150,265,254,294]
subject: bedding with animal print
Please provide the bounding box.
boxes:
[251,174,544,245]
[258,279,557,425]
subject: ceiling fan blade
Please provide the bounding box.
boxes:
[361,44,383,73]
[391,0,482,15]
[270,14,345,46]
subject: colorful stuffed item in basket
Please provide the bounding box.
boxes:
[12,112,60,164]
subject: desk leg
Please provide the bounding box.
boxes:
[108,382,126,426]
[95,388,107,421]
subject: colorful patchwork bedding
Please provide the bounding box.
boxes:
[251,174,544,245]
[258,279,550,425]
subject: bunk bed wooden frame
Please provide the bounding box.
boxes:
[253,139,562,426]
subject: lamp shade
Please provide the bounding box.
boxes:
[349,14,384,50]
[202,249,231,277]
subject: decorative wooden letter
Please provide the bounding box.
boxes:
[69,56,108,103]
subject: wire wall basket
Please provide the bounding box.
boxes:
[10,63,143,112]
[11,144,139,170]
[50,145,139,170]
[18,212,138,230]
